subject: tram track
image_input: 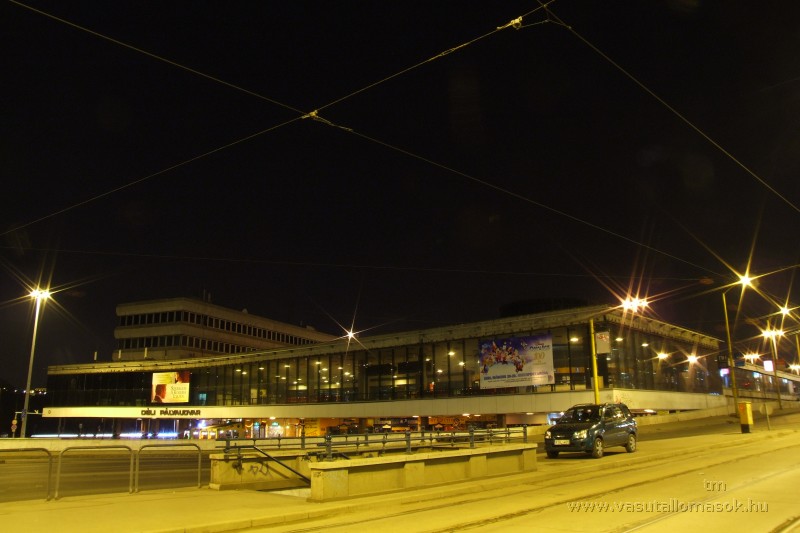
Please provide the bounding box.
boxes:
[258,433,800,533]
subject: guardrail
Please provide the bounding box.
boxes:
[55,445,135,499]
[1,443,208,501]
[219,426,528,457]
[219,426,529,461]
[135,442,202,492]
[0,448,54,500]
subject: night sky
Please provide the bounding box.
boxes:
[2,1,800,390]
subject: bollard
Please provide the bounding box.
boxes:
[738,401,753,433]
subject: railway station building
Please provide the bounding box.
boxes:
[42,298,799,438]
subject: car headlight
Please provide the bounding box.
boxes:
[544,430,551,439]
[574,429,587,440]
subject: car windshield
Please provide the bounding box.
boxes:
[560,406,601,423]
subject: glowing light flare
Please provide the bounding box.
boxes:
[622,297,648,312]
[30,288,51,301]
[762,328,784,339]
[687,355,698,364]
[743,353,760,363]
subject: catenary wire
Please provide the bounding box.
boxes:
[539,2,800,214]
[1,1,549,237]
[0,121,299,237]
[7,0,306,115]
[2,0,739,280]
[0,244,708,283]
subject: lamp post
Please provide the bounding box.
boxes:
[589,318,600,403]
[721,289,741,417]
[792,334,800,374]
[762,320,784,410]
[21,288,49,438]
[721,275,751,427]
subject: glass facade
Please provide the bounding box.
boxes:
[47,320,721,408]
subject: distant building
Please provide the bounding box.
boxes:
[113,297,336,361]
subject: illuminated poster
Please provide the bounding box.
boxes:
[479,335,554,389]
[151,371,191,403]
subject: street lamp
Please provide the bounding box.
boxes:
[762,320,784,410]
[792,334,800,374]
[721,275,751,425]
[20,288,50,438]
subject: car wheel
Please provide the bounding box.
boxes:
[590,437,604,458]
[625,433,637,453]
[546,450,559,459]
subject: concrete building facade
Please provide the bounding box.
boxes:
[112,297,336,361]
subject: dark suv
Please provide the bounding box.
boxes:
[544,403,637,459]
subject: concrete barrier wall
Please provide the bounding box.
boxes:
[207,444,537,500]
[306,443,537,502]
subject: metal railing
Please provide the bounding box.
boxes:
[220,426,528,458]
[2,427,529,501]
[309,426,528,460]
[220,444,311,484]
[1,443,208,500]
[135,442,202,492]
[0,448,54,500]
[55,445,135,499]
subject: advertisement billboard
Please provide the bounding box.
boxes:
[479,334,554,389]
[151,371,191,404]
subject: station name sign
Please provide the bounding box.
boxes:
[140,408,202,417]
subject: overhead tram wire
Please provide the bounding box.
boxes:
[538,2,800,215]
[0,121,299,238]
[314,2,558,114]
[315,121,721,278]
[7,0,304,116]
[4,1,552,237]
[0,243,709,285]
[7,1,719,279]
[2,2,561,244]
